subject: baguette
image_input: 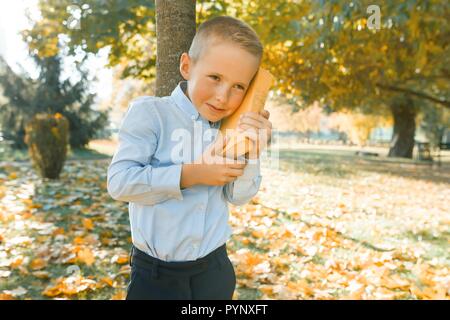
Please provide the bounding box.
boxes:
[218,67,274,159]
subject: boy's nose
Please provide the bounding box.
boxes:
[215,86,229,106]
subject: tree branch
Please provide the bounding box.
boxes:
[376,83,450,109]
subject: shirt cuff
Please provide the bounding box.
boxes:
[239,156,261,180]
[150,163,184,200]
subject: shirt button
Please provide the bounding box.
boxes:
[191,115,196,120]
[192,244,199,250]
[198,204,205,211]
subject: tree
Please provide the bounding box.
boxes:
[23,0,203,96]
[0,53,108,149]
[24,0,197,96]
[155,0,196,96]
[24,1,449,158]
[248,0,449,158]
[23,0,157,81]
[328,111,391,147]
[267,99,322,138]
[0,58,38,148]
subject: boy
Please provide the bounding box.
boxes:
[107,16,272,300]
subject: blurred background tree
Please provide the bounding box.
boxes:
[22,0,157,80]
[328,111,391,147]
[0,52,108,149]
[17,0,450,158]
[252,0,449,158]
[417,103,450,148]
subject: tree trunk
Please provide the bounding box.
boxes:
[388,97,417,158]
[155,0,196,97]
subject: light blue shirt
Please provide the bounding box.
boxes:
[107,81,262,262]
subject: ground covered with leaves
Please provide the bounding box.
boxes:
[0,145,448,299]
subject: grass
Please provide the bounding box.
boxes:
[1,140,449,300]
[276,147,450,184]
[259,145,450,265]
[0,141,111,163]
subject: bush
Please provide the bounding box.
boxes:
[0,55,108,150]
[24,113,69,179]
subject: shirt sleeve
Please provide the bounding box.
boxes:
[222,156,262,206]
[107,98,183,206]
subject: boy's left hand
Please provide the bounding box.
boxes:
[237,110,272,159]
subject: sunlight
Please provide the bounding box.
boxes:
[0,0,39,76]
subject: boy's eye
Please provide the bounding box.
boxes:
[209,75,245,90]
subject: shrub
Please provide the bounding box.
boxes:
[24,113,69,179]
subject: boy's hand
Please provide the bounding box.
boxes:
[180,134,247,188]
[237,109,272,159]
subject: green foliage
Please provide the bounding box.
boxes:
[22,0,449,157]
[0,54,108,149]
[232,0,448,157]
[23,0,156,81]
[250,0,450,113]
[23,0,232,81]
[25,0,449,111]
[0,58,38,148]
[24,113,69,179]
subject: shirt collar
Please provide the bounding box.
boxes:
[170,81,221,128]
[171,81,200,121]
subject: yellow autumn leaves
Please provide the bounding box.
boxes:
[1,154,449,300]
[228,200,449,300]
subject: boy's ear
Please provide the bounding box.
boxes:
[179,53,191,80]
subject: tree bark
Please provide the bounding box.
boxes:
[388,97,417,158]
[155,0,196,97]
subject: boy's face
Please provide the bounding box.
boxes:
[179,39,260,123]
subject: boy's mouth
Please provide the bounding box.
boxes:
[206,103,225,113]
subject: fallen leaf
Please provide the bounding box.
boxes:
[30,258,47,270]
[101,277,114,287]
[0,270,11,277]
[32,271,50,279]
[3,286,27,297]
[77,248,95,266]
[0,293,15,300]
[111,254,129,265]
[82,218,94,231]
[9,256,24,269]
[111,290,126,300]
[8,172,17,179]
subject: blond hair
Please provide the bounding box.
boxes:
[188,16,263,64]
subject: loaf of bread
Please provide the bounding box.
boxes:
[218,67,274,159]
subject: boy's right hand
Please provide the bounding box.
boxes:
[181,134,247,188]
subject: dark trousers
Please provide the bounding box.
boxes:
[126,243,236,300]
